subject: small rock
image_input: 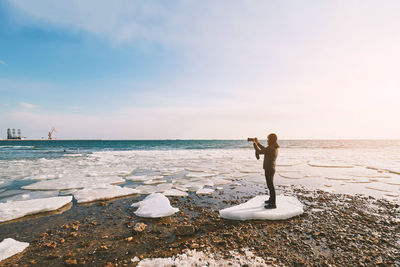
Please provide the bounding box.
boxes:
[47,254,59,259]
[133,223,147,233]
[65,259,78,265]
[125,236,133,242]
[176,225,196,236]
[44,242,57,249]
[190,243,199,249]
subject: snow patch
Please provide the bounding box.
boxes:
[136,248,270,267]
[0,238,29,261]
[131,193,179,218]
[219,195,303,220]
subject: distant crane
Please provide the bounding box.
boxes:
[48,127,56,140]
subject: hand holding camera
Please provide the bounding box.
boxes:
[248,137,260,160]
[247,137,258,144]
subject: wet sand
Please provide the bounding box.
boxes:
[0,181,399,266]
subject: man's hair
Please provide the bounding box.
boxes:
[267,133,279,148]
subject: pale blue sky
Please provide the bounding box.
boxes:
[1,1,399,139]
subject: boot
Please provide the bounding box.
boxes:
[264,203,276,209]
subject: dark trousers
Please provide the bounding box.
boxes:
[265,169,276,204]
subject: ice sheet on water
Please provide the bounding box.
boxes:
[0,190,60,203]
[186,172,216,178]
[196,188,214,195]
[125,175,149,182]
[22,176,125,190]
[0,238,29,261]
[160,168,184,175]
[132,185,159,194]
[73,185,140,203]
[130,183,173,195]
[212,178,232,185]
[156,183,173,192]
[307,161,354,168]
[131,193,179,218]
[0,196,72,223]
[278,172,308,180]
[143,178,166,185]
[219,195,303,220]
[162,189,188,197]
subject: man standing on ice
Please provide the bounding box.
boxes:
[252,134,279,209]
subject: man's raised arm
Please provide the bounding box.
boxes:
[253,139,265,154]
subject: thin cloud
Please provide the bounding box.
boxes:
[19,102,38,109]
[0,60,6,65]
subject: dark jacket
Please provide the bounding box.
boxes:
[253,142,278,170]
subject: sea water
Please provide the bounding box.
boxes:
[0,140,399,204]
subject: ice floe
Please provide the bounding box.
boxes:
[307,161,353,168]
[0,196,72,223]
[143,178,166,185]
[124,175,149,182]
[73,185,140,203]
[131,193,179,218]
[0,238,29,261]
[22,176,125,190]
[196,188,214,195]
[162,189,188,197]
[219,195,303,220]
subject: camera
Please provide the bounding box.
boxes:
[248,138,260,160]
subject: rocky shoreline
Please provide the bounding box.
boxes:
[0,182,399,266]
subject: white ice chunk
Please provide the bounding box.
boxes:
[125,175,149,182]
[307,161,353,168]
[0,238,29,261]
[22,176,125,190]
[196,188,214,195]
[182,179,214,192]
[143,178,166,185]
[73,186,140,203]
[131,193,179,218]
[186,172,215,178]
[219,195,303,221]
[0,196,72,223]
[172,184,189,192]
[160,168,184,175]
[134,185,160,194]
[212,178,232,185]
[163,189,188,197]
[155,183,173,192]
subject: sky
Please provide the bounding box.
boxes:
[0,0,399,140]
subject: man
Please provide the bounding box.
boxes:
[252,133,279,209]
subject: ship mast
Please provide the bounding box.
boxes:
[48,127,56,140]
